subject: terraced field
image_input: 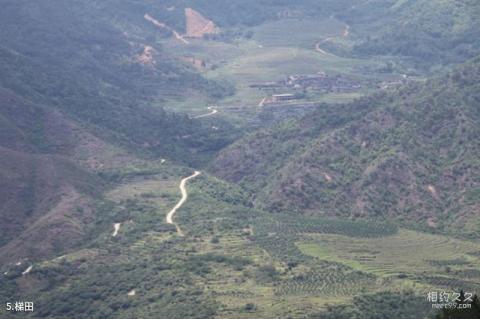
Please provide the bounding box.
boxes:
[158,17,403,119]
[85,168,480,318]
[274,266,376,297]
[297,230,480,293]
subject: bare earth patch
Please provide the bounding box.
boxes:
[137,46,156,66]
[185,8,219,38]
[427,185,439,200]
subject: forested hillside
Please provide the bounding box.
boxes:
[342,0,480,67]
[0,0,233,163]
[0,0,232,263]
[142,0,480,68]
[211,57,480,238]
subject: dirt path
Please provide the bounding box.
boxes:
[258,97,267,107]
[144,14,189,45]
[112,223,121,237]
[173,30,190,45]
[22,265,33,276]
[166,171,201,235]
[315,40,334,56]
[193,106,218,119]
[315,24,350,56]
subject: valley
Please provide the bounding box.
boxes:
[0,1,479,318]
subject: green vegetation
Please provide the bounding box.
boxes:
[344,0,480,68]
[311,291,433,319]
[1,0,480,318]
[435,292,480,319]
[0,0,235,165]
[212,57,480,239]
[3,163,472,318]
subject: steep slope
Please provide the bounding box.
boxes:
[0,89,106,262]
[94,0,479,70]
[0,149,101,262]
[0,0,232,164]
[211,58,480,237]
[0,0,232,263]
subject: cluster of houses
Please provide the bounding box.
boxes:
[283,72,361,92]
[250,71,363,104]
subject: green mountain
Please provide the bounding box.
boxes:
[0,0,234,263]
[344,0,480,67]
[211,57,480,238]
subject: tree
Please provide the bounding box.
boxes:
[435,292,480,319]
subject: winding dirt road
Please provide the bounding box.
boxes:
[166,171,201,235]
[315,40,334,56]
[112,223,121,237]
[193,106,218,119]
[315,24,350,56]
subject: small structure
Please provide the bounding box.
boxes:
[272,94,296,102]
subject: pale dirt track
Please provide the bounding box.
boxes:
[112,223,121,237]
[166,171,201,235]
[193,106,218,119]
[22,265,33,276]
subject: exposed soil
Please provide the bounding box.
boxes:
[427,185,439,200]
[137,46,156,65]
[112,223,121,237]
[185,8,218,38]
[22,265,33,276]
[323,173,333,182]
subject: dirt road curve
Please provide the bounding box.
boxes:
[193,106,218,119]
[166,171,201,235]
[315,24,350,55]
[315,40,333,55]
[112,223,121,237]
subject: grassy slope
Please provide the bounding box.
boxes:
[211,57,480,238]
